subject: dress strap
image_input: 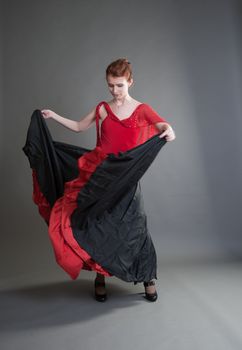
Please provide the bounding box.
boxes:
[95,101,105,146]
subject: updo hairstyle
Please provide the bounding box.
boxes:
[106,58,133,82]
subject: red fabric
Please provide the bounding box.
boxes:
[32,169,51,223]
[32,101,169,280]
[48,147,113,279]
[96,101,168,155]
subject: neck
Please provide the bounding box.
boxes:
[113,95,132,106]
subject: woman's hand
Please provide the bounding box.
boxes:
[158,123,176,141]
[41,109,57,119]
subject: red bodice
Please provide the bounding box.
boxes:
[95,101,168,155]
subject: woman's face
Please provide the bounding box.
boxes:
[106,75,133,100]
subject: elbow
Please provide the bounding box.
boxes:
[76,122,83,133]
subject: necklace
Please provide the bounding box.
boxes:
[112,97,132,111]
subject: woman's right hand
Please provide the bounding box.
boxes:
[41,109,56,119]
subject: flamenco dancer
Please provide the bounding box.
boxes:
[23,58,176,302]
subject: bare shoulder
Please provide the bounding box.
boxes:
[133,99,145,107]
[133,98,144,105]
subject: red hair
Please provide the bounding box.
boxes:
[106,58,133,82]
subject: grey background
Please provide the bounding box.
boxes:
[0,0,242,280]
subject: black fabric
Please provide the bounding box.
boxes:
[22,109,167,284]
[73,181,159,283]
[22,109,90,207]
[73,130,166,226]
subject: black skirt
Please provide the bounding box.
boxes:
[22,109,167,284]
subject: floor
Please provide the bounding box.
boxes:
[1,259,242,350]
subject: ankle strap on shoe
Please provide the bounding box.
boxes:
[143,280,155,287]
[95,279,105,286]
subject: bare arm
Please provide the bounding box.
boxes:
[41,106,97,132]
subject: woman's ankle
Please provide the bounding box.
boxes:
[96,273,105,281]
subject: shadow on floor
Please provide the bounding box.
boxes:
[0,278,145,332]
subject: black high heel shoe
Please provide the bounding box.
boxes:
[143,280,158,302]
[94,278,107,302]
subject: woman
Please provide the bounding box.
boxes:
[26,58,175,302]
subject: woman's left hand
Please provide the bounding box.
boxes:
[158,123,176,141]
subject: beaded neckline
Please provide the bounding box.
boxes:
[103,101,145,122]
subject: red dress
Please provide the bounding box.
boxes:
[96,101,168,154]
[23,102,168,281]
